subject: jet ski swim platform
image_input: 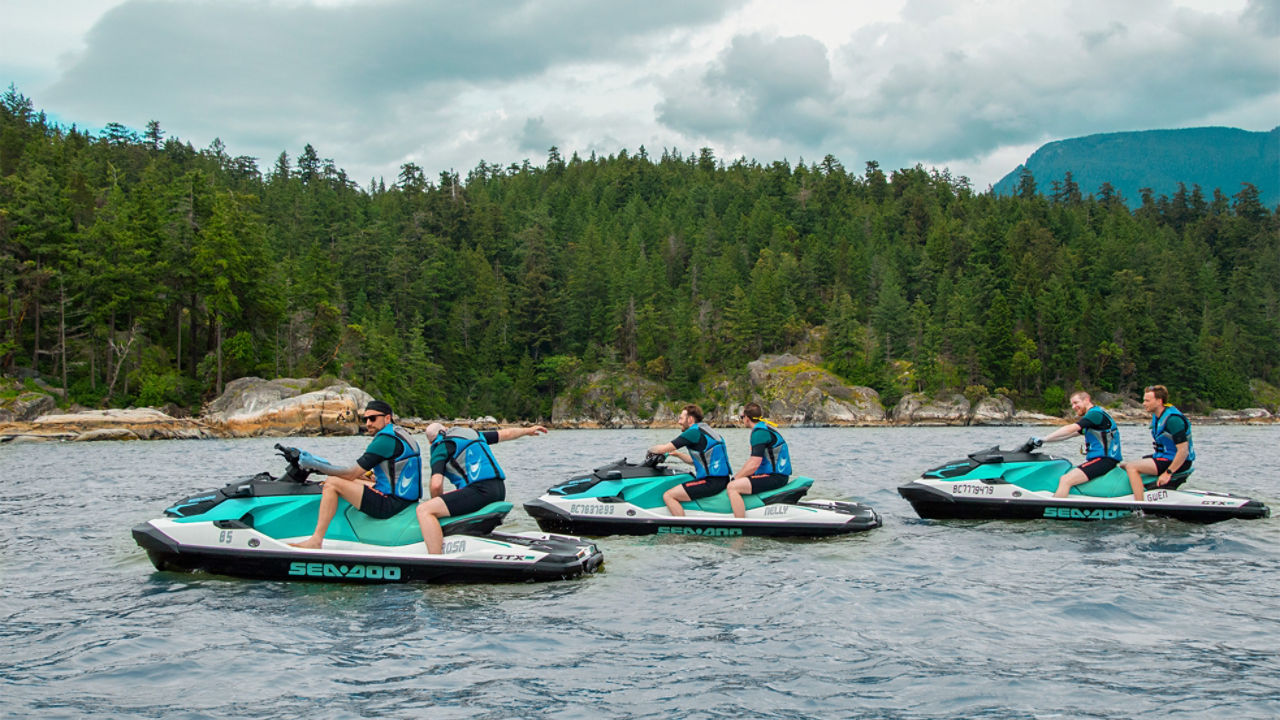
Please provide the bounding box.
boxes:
[523,456,881,537]
[898,444,1270,524]
[133,445,603,584]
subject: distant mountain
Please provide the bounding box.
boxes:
[992,126,1280,208]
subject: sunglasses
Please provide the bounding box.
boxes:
[362,413,387,422]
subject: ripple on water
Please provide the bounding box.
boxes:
[2,428,1279,719]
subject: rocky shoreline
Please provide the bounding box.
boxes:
[1,370,1274,444]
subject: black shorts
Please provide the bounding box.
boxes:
[1078,457,1119,481]
[441,478,506,517]
[682,476,729,500]
[359,486,414,519]
[1145,455,1192,476]
[748,474,790,494]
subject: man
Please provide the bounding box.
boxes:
[1031,390,1123,498]
[1122,384,1194,501]
[648,404,730,517]
[725,402,791,518]
[415,422,547,554]
[290,400,421,549]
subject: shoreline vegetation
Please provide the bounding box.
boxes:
[1,373,1274,444]
[2,87,1277,430]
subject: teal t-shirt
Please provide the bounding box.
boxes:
[356,432,399,470]
[1077,406,1114,433]
[673,425,709,452]
[748,427,774,457]
[1161,413,1190,443]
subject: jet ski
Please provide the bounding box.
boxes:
[898,441,1270,523]
[523,454,881,537]
[132,444,604,583]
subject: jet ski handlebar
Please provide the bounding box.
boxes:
[1014,436,1044,454]
[273,444,313,483]
[642,452,666,468]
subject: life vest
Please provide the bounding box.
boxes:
[752,421,791,476]
[1081,406,1123,461]
[433,427,504,489]
[370,423,423,501]
[1151,405,1195,463]
[689,423,730,479]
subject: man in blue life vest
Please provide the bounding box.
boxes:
[415,422,547,554]
[1121,384,1194,501]
[648,404,731,517]
[726,402,791,518]
[1030,390,1123,498]
[290,400,422,549]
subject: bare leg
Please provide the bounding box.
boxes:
[1053,468,1090,498]
[726,477,753,518]
[663,485,692,517]
[416,496,451,554]
[291,478,365,549]
[1123,458,1159,502]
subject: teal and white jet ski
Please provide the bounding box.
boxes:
[523,454,881,537]
[132,445,603,583]
[898,440,1270,523]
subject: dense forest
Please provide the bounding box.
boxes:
[2,84,1277,420]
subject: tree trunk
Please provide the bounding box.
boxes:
[188,296,198,377]
[59,279,67,396]
[31,296,40,371]
[105,310,115,391]
[216,314,223,395]
[105,319,139,402]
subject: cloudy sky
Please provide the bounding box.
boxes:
[3,0,1277,189]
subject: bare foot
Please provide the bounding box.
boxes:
[289,539,323,549]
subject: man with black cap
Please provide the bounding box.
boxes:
[290,400,422,549]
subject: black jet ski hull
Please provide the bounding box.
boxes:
[898,481,1271,524]
[524,497,881,537]
[133,521,603,584]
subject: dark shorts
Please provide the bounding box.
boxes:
[682,476,730,500]
[748,474,790,494]
[1078,457,1119,481]
[359,486,414,519]
[441,478,506,517]
[1145,455,1192,476]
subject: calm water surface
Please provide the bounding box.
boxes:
[2,426,1278,719]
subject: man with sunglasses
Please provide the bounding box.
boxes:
[290,400,422,549]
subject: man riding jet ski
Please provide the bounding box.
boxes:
[898,439,1269,524]
[132,444,603,584]
[523,404,880,537]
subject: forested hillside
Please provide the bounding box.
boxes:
[992,126,1280,210]
[2,85,1277,419]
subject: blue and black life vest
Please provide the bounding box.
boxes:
[1151,405,1195,463]
[371,423,423,501]
[434,427,504,489]
[752,421,791,477]
[689,423,730,479]
[1082,406,1123,462]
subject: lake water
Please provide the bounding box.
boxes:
[3,425,1278,719]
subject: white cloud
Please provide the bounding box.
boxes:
[0,0,1273,188]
